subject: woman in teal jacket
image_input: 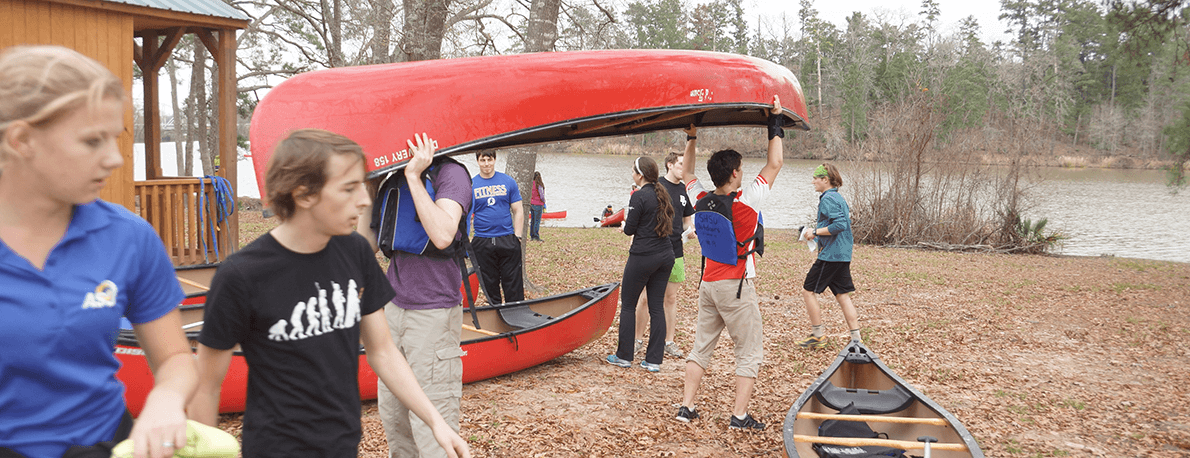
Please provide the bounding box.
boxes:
[795,163,861,348]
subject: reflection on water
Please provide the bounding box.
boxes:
[462,152,1189,263]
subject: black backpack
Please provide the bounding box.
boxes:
[813,402,907,458]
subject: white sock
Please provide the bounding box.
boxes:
[850,329,862,341]
[734,414,748,420]
[811,325,824,338]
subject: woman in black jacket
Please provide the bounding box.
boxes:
[605,157,676,372]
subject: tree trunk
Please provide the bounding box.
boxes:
[167,55,184,176]
[526,0,562,53]
[185,44,208,176]
[1072,111,1081,146]
[816,40,822,109]
[505,149,543,295]
[371,0,396,64]
[321,0,343,66]
[194,46,212,176]
[399,0,451,62]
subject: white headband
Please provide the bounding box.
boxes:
[634,157,642,175]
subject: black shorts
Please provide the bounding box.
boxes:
[803,260,855,295]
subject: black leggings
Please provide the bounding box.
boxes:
[616,250,674,365]
[472,234,525,304]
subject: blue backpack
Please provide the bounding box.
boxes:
[371,156,470,259]
[692,191,764,298]
[369,157,489,328]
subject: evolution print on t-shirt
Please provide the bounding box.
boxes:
[268,280,363,341]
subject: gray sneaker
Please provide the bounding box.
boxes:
[605,355,631,368]
[664,342,684,359]
[728,413,765,431]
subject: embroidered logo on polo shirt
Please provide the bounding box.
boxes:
[81,280,118,309]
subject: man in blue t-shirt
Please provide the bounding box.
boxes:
[470,150,525,304]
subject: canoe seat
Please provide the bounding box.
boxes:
[499,306,554,330]
[815,381,914,414]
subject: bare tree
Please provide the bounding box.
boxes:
[525,0,562,52]
[400,0,453,61]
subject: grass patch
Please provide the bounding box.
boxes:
[1111,283,1161,293]
[1059,398,1086,410]
[1111,258,1177,273]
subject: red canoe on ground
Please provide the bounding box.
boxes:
[248,49,809,185]
[115,267,617,414]
[542,210,566,219]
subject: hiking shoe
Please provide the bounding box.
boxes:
[111,420,240,458]
[675,406,700,423]
[728,413,765,431]
[795,334,828,349]
[605,354,631,368]
[664,342,685,359]
[633,339,644,356]
[640,361,661,372]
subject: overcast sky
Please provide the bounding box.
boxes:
[743,0,1015,44]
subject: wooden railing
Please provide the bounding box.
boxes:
[134,178,233,266]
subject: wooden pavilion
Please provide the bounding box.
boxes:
[1,0,249,266]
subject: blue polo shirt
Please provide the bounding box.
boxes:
[471,172,522,238]
[0,200,183,458]
[815,188,853,262]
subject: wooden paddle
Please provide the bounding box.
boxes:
[176,276,210,291]
[791,435,968,452]
[463,324,499,336]
[796,412,949,426]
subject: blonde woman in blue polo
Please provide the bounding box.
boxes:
[796,163,861,348]
[0,46,197,458]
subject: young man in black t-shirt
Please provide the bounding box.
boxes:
[188,129,470,458]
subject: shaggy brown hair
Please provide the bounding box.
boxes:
[265,129,365,221]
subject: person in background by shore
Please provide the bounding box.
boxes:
[529,172,545,242]
[676,95,784,431]
[0,45,197,458]
[189,129,469,458]
[605,157,676,373]
[633,134,697,360]
[795,163,861,348]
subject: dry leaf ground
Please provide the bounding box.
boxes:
[222,208,1190,457]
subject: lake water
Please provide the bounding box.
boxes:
[140,145,1186,263]
[455,152,1190,264]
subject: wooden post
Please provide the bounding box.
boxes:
[142,31,162,179]
[138,27,185,181]
[217,28,239,256]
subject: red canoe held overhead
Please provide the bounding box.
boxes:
[249,49,810,188]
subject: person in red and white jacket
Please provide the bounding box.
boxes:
[675,95,785,431]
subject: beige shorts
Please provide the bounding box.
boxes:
[686,278,764,378]
[377,304,463,458]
